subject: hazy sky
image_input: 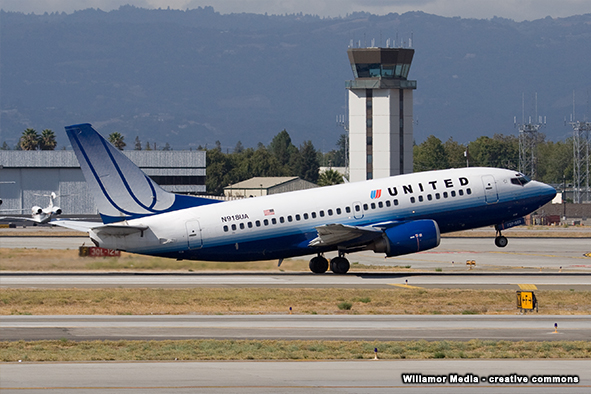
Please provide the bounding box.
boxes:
[2,0,591,21]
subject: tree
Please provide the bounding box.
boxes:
[268,129,297,167]
[318,168,344,186]
[19,128,40,150]
[108,132,126,150]
[134,136,142,150]
[333,134,348,167]
[1,141,10,150]
[468,134,518,169]
[39,129,57,150]
[294,140,320,183]
[443,137,466,168]
[162,142,171,151]
[145,141,152,151]
[234,141,244,154]
[413,135,448,172]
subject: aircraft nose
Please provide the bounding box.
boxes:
[536,181,557,200]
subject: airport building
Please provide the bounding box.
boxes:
[346,47,416,182]
[0,150,206,215]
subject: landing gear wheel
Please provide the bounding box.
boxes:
[330,257,350,274]
[495,235,508,248]
[309,256,329,274]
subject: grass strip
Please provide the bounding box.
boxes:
[2,288,590,315]
[2,339,590,362]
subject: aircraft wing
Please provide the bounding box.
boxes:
[308,223,383,247]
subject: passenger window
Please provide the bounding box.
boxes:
[371,203,376,209]
[427,194,432,201]
[256,220,261,227]
[363,203,368,210]
[418,196,423,202]
[264,219,269,226]
[435,193,440,199]
[303,213,309,220]
[394,199,399,206]
[327,209,333,216]
[312,212,317,218]
[345,206,351,213]
[378,201,383,208]
[451,191,456,197]
[410,197,416,203]
[231,224,237,231]
[287,216,293,222]
[467,188,472,195]
[223,225,229,232]
[336,208,342,215]
[459,189,464,196]
[280,217,285,223]
[319,211,325,217]
[295,214,301,221]
[443,192,448,198]
[240,223,245,230]
[247,222,253,228]
[385,200,391,207]
[355,205,360,212]
[272,218,277,224]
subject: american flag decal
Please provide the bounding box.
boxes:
[264,209,275,216]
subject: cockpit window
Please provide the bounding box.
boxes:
[511,174,531,186]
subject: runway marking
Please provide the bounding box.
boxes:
[389,284,425,289]
[518,284,538,290]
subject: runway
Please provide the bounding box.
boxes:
[2,314,589,341]
[2,360,590,393]
[2,271,590,290]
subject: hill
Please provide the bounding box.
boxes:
[1,6,590,150]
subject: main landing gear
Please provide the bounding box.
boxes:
[494,229,508,248]
[309,253,350,274]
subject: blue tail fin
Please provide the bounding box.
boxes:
[66,123,219,224]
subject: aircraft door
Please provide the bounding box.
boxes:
[353,201,364,219]
[185,220,203,249]
[482,175,498,204]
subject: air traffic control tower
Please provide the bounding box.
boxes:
[346,47,416,182]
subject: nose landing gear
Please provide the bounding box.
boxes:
[494,228,508,248]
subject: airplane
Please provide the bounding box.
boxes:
[0,192,63,224]
[51,123,556,274]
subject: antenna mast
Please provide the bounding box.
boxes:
[568,91,591,203]
[515,93,545,179]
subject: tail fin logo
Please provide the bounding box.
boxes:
[370,189,382,199]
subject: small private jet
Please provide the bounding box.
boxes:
[52,123,556,274]
[1,192,63,225]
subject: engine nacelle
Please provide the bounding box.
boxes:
[51,206,62,215]
[32,206,43,215]
[370,219,440,257]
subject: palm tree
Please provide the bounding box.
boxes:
[317,168,345,186]
[19,128,40,150]
[39,129,57,150]
[108,132,126,150]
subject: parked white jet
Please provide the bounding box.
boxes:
[1,192,63,224]
[52,124,556,274]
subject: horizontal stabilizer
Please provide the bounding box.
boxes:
[92,224,149,236]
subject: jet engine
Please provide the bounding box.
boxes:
[51,206,62,216]
[31,206,43,215]
[370,219,440,257]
